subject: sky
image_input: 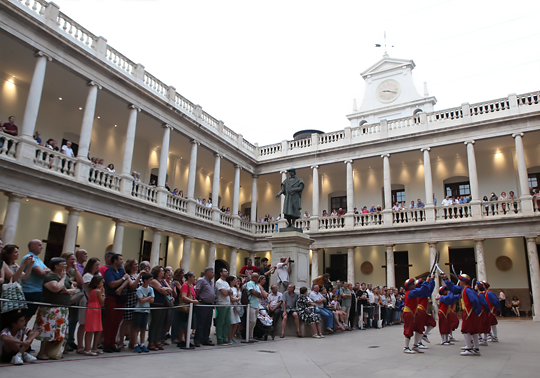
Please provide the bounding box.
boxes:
[52,0,540,145]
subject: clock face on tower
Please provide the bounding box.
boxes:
[376,79,401,103]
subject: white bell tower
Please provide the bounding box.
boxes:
[347,55,436,127]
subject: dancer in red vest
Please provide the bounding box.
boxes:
[402,275,434,354]
[477,281,500,343]
[438,286,460,345]
[475,282,490,347]
[413,278,436,348]
[443,274,482,356]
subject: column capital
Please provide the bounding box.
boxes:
[346,247,355,251]
[464,140,475,145]
[182,235,194,241]
[190,139,200,145]
[310,165,319,170]
[252,174,259,179]
[311,248,319,252]
[4,192,25,201]
[112,218,129,224]
[152,228,164,234]
[381,153,390,158]
[87,80,102,89]
[344,159,353,164]
[162,123,173,130]
[525,236,538,242]
[474,239,485,243]
[234,164,242,169]
[384,244,395,248]
[512,132,524,138]
[65,207,84,213]
[35,50,53,61]
[128,104,141,112]
[280,170,288,175]
[427,241,438,246]
[214,153,223,159]
[421,147,431,152]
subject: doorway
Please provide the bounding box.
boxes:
[394,251,410,287]
[43,221,67,266]
[214,259,230,282]
[326,254,347,282]
[448,247,476,281]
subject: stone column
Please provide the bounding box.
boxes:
[121,105,141,176]
[0,193,23,244]
[208,243,216,269]
[232,165,241,215]
[386,244,395,288]
[181,237,193,272]
[345,160,354,212]
[428,242,439,314]
[230,248,238,276]
[249,252,256,263]
[382,154,393,224]
[17,53,53,165]
[77,81,102,159]
[112,219,126,254]
[62,208,82,253]
[465,141,481,219]
[279,171,288,229]
[311,249,319,283]
[513,133,534,213]
[347,247,355,283]
[73,81,102,182]
[474,239,487,282]
[211,154,222,223]
[157,124,172,187]
[186,140,199,199]
[150,229,162,268]
[526,237,540,321]
[250,174,258,230]
[156,124,172,206]
[120,105,141,195]
[311,165,319,216]
[20,52,52,139]
[422,148,436,223]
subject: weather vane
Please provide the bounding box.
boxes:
[375,31,394,57]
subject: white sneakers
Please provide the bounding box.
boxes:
[403,347,415,354]
[10,352,36,365]
[460,349,481,356]
[422,334,430,344]
[412,345,425,353]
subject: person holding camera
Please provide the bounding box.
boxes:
[276,257,292,293]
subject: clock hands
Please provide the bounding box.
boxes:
[382,90,397,94]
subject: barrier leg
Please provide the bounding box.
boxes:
[241,304,254,343]
[180,303,195,350]
[360,305,364,330]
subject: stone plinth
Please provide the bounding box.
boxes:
[270,231,313,290]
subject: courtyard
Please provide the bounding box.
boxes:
[0,318,537,378]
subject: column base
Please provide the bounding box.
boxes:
[520,195,534,215]
[16,136,38,166]
[382,209,393,225]
[73,158,92,184]
[424,205,435,224]
[212,207,221,224]
[270,231,314,290]
[232,214,241,229]
[344,213,354,230]
[186,198,197,216]
[120,174,135,196]
[156,187,169,207]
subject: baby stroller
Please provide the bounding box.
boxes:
[253,309,274,341]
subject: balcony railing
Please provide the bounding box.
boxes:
[88,167,121,192]
[33,145,77,177]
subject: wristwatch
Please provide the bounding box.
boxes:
[122,277,126,281]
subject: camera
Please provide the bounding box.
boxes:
[289,259,295,263]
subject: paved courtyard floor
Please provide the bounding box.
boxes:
[0,318,538,378]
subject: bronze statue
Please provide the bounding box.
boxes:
[275,168,305,229]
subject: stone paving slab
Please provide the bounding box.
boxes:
[0,319,538,378]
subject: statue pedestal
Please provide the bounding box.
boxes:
[270,231,313,291]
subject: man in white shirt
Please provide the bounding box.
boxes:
[275,257,292,293]
[498,290,506,317]
[267,285,283,339]
[215,268,232,345]
[366,283,375,328]
[61,141,75,157]
[309,285,334,332]
[441,195,453,219]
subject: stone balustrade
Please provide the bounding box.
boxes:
[195,204,212,221]
[166,194,188,213]
[392,208,427,224]
[0,132,19,160]
[219,213,234,228]
[354,213,384,228]
[33,145,77,177]
[88,167,122,191]
[131,182,157,203]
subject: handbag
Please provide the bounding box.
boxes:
[70,289,84,304]
[165,294,174,307]
[1,279,28,313]
[47,340,67,360]
[177,286,193,313]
